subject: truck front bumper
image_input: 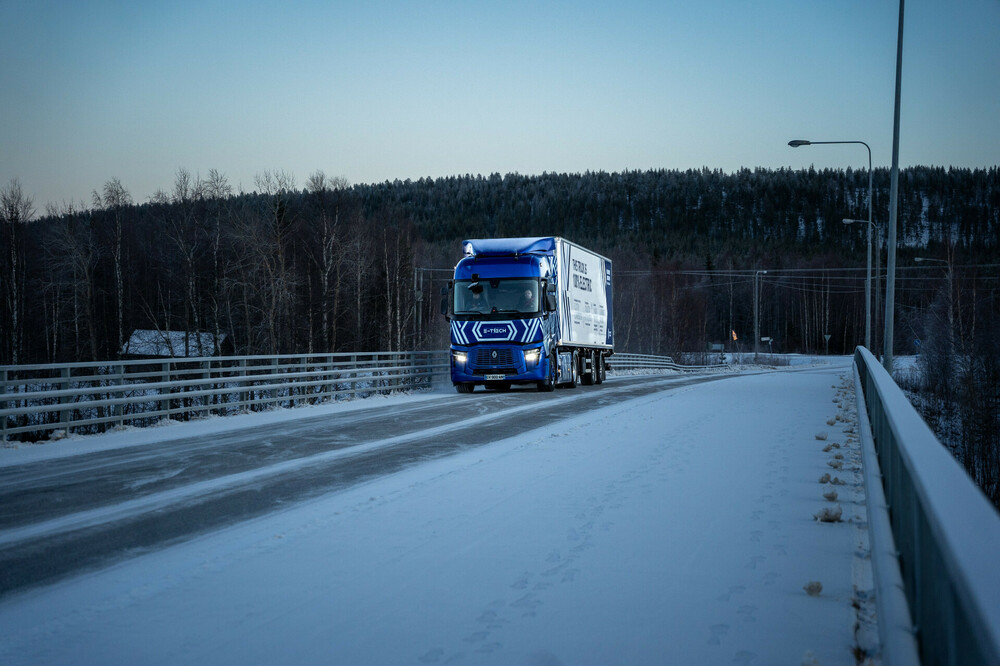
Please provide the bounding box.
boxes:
[450,345,547,385]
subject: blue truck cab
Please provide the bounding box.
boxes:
[442,237,613,393]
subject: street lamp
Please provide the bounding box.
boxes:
[844,218,882,354]
[789,139,873,348]
[754,270,767,359]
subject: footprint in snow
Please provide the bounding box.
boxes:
[716,585,746,602]
[418,647,445,663]
[737,604,758,623]
[475,642,502,654]
[707,623,730,645]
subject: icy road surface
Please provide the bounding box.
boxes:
[0,358,871,664]
[0,374,731,596]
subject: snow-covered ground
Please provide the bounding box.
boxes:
[0,357,874,665]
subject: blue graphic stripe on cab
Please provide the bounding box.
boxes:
[451,319,543,345]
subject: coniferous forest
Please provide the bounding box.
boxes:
[0,167,1000,364]
[2,166,999,502]
[2,166,998,365]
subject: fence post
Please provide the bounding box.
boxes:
[202,360,211,415]
[270,357,278,409]
[1,368,7,442]
[239,358,248,411]
[296,356,305,407]
[350,354,358,400]
[59,366,72,428]
[408,351,417,390]
[160,361,171,419]
[325,354,333,402]
[114,363,124,429]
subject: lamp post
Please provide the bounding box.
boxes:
[754,270,767,359]
[884,0,906,373]
[788,139,873,349]
[843,218,882,352]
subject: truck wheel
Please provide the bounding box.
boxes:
[582,350,596,385]
[595,354,605,384]
[455,383,475,394]
[565,351,578,388]
[537,357,556,392]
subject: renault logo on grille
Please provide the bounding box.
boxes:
[491,350,498,359]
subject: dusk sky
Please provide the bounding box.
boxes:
[3,0,999,211]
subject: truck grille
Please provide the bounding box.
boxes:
[472,347,516,373]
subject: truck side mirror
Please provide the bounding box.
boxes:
[544,285,557,312]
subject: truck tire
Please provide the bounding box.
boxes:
[581,350,596,385]
[455,383,475,394]
[537,357,556,392]
[564,351,578,389]
[595,354,606,384]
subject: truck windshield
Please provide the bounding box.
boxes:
[454,279,540,315]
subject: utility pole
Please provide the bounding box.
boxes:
[754,270,767,359]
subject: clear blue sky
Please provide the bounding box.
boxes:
[2,0,999,211]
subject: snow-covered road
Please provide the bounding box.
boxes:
[0,357,871,664]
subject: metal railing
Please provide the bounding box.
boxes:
[1,351,447,442]
[608,353,727,372]
[854,346,1000,665]
[1,350,703,443]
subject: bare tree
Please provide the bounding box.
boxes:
[203,169,233,354]
[164,168,207,338]
[92,178,133,355]
[305,170,349,351]
[251,170,298,353]
[344,215,374,349]
[1,179,35,364]
[42,206,100,360]
[381,224,414,351]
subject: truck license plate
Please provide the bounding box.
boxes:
[484,374,505,381]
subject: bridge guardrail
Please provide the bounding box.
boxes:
[1,351,448,442]
[1,350,701,442]
[608,353,727,373]
[854,346,1000,665]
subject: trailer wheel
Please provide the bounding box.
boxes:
[581,350,596,385]
[455,383,475,394]
[595,354,606,384]
[564,351,578,388]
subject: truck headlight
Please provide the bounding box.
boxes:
[452,351,468,364]
[523,348,540,365]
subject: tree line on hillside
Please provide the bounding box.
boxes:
[1,165,997,369]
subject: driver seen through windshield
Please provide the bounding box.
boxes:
[454,279,540,315]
